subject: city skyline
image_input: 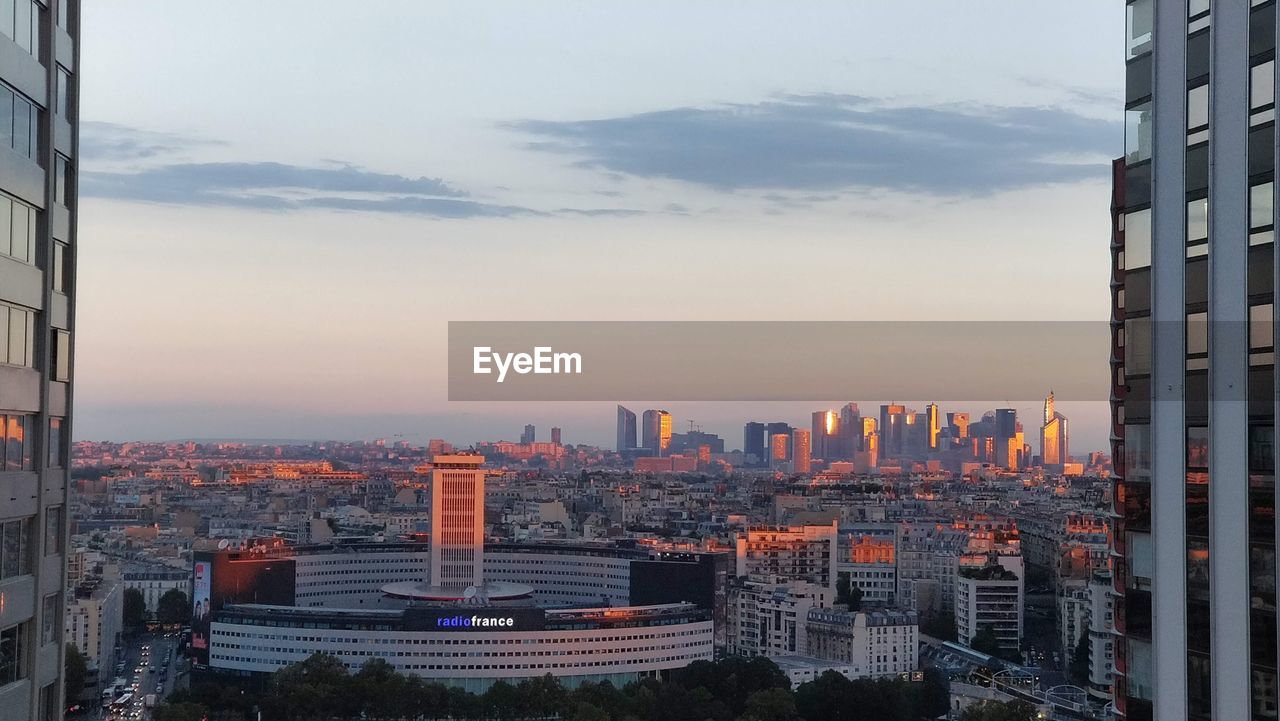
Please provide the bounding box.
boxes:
[73,1,1123,444]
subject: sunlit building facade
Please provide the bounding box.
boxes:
[1115,2,1279,720]
[0,1,79,718]
[641,409,672,456]
[429,455,486,593]
[1039,391,1069,470]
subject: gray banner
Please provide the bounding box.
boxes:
[448,321,1124,401]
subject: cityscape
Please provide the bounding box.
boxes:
[0,2,1268,721]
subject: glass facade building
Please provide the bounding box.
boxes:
[1116,1,1278,719]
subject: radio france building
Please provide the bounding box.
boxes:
[191,456,721,691]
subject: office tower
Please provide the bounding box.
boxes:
[1039,391,1069,470]
[1114,3,1278,720]
[879,404,906,457]
[811,409,840,461]
[550,427,561,445]
[642,410,672,456]
[744,421,766,466]
[839,402,861,453]
[926,403,941,450]
[617,405,637,451]
[904,411,929,457]
[769,431,790,467]
[792,429,811,474]
[947,412,971,440]
[520,424,536,444]
[0,2,78,718]
[429,455,486,593]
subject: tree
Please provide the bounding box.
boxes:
[123,588,147,629]
[152,702,213,721]
[959,699,1040,721]
[1069,625,1091,684]
[920,613,957,642]
[835,575,863,608]
[741,688,801,721]
[969,627,1004,659]
[64,644,87,703]
[157,588,191,626]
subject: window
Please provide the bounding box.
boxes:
[1252,304,1274,352]
[48,417,65,468]
[0,517,31,579]
[55,66,70,119]
[1253,61,1275,111]
[1126,103,1153,163]
[2,413,31,471]
[0,84,37,160]
[43,506,62,556]
[0,303,34,367]
[1189,0,1209,16]
[1126,317,1152,376]
[53,330,69,381]
[1187,312,1208,357]
[1188,84,1209,131]
[1251,182,1273,245]
[0,194,36,264]
[0,0,40,56]
[0,623,25,687]
[1127,0,1153,59]
[52,241,67,293]
[1126,209,1152,269]
[40,594,56,645]
[55,154,71,207]
[1188,197,1209,244]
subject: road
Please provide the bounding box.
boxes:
[91,632,185,721]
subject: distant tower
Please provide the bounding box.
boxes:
[617,405,638,451]
[927,403,942,450]
[1039,391,1069,470]
[429,455,486,592]
[642,410,673,456]
[947,412,971,440]
[550,427,562,445]
[520,424,536,444]
[792,429,812,474]
[811,410,840,461]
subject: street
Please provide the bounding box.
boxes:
[88,632,186,721]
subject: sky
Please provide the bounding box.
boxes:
[74,1,1125,452]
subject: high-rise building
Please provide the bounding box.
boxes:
[0,2,78,717]
[879,405,907,457]
[792,429,812,474]
[811,410,840,461]
[1114,3,1278,719]
[642,410,672,456]
[429,455,486,593]
[839,402,861,455]
[617,405,637,451]
[926,403,941,450]
[1039,391,1069,470]
[947,412,970,440]
[520,424,536,444]
[550,427,561,445]
[744,421,766,466]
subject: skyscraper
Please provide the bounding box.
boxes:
[1039,391,1069,470]
[879,404,906,457]
[642,410,672,456]
[926,403,941,450]
[0,3,78,717]
[617,405,637,451]
[791,429,811,474]
[811,409,841,461]
[743,421,766,466]
[550,427,561,445]
[1114,3,1276,720]
[520,424,536,444]
[947,412,970,440]
[429,455,486,593]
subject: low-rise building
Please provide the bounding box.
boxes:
[805,607,919,678]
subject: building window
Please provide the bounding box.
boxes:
[1188,196,1209,245]
[40,594,57,645]
[0,623,26,687]
[2,413,32,471]
[0,303,34,368]
[0,83,38,160]
[1189,0,1209,17]
[0,0,40,56]
[55,66,71,119]
[0,194,36,264]
[55,154,71,207]
[1126,209,1152,269]
[48,417,65,468]
[0,517,32,579]
[1188,84,1209,132]
[1253,61,1275,124]
[1126,103,1153,164]
[52,330,69,381]
[52,241,67,293]
[1126,0,1153,60]
[43,506,62,556]
[1251,182,1273,246]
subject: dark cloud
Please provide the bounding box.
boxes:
[507,94,1121,195]
[81,121,227,161]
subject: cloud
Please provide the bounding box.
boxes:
[507,94,1121,195]
[80,121,227,162]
